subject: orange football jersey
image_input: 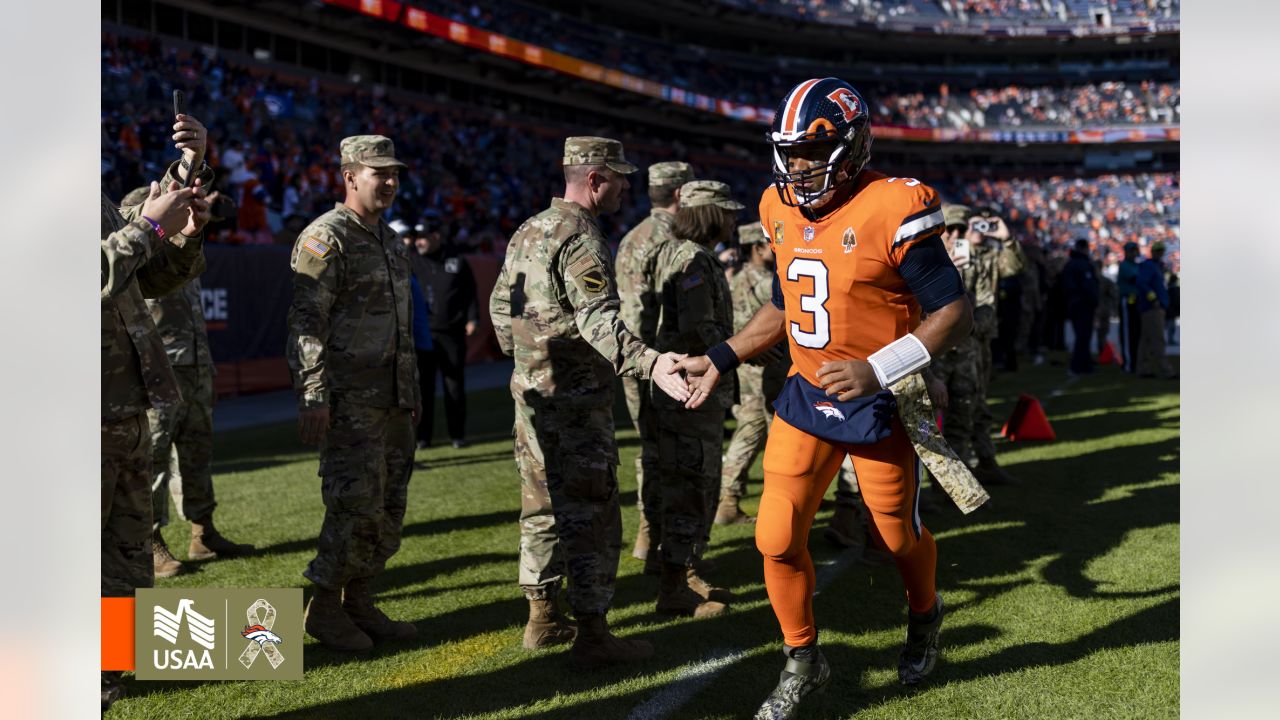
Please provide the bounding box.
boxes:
[760,169,945,385]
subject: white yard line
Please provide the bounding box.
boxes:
[626,546,864,719]
[625,646,753,720]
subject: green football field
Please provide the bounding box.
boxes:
[113,356,1180,719]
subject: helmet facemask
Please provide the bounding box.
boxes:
[770,123,871,210]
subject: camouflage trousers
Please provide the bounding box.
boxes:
[721,364,771,500]
[1138,307,1173,377]
[146,364,217,531]
[931,336,982,465]
[652,405,723,566]
[102,413,153,597]
[514,400,622,615]
[835,461,860,506]
[621,376,661,518]
[969,334,998,463]
[303,399,415,591]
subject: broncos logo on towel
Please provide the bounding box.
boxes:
[813,402,845,421]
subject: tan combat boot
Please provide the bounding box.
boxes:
[656,562,727,618]
[685,566,734,604]
[522,589,577,649]
[571,613,654,668]
[188,515,255,561]
[342,578,417,642]
[714,494,756,525]
[305,586,373,651]
[822,503,863,549]
[152,529,185,578]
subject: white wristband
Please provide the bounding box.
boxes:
[866,333,931,389]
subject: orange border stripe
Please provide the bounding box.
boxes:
[102,597,135,671]
[784,79,821,135]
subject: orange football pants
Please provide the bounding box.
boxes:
[757,414,937,647]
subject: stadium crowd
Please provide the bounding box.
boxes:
[101,34,1178,271]
[413,0,1178,129]
[718,0,1180,25]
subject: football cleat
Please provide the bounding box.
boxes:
[754,645,831,719]
[897,593,944,685]
[767,77,873,209]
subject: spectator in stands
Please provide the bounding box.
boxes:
[1060,238,1100,376]
[416,210,479,449]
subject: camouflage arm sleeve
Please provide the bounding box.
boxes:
[117,160,215,298]
[100,216,166,299]
[287,230,342,409]
[558,235,660,380]
[996,239,1026,278]
[489,260,514,357]
[675,254,723,350]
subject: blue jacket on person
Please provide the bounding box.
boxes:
[1136,259,1169,313]
[410,274,434,351]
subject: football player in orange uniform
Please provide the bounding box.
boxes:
[673,78,973,719]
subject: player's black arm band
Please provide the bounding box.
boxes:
[900,234,966,313]
[707,342,740,374]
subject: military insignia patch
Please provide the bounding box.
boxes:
[842,227,857,253]
[803,226,815,243]
[579,269,607,295]
[773,220,785,245]
[302,236,332,259]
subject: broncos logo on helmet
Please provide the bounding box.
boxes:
[768,77,873,209]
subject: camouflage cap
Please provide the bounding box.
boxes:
[340,135,408,169]
[562,136,636,174]
[648,161,694,187]
[738,222,768,245]
[679,180,744,210]
[942,204,972,228]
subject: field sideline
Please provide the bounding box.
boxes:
[113,357,1179,719]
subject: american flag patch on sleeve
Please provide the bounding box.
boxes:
[302,236,333,259]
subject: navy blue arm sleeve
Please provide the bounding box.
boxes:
[899,235,965,313]
[771,271,785,310]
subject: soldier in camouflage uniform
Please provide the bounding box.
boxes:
[287,136,421,652]
[941,204,1022,484]
[648,180,743,618]
[490,137,689,666]
[102,130,213,708]
[717,221,787,526]
[119,187,255,579]
[615,161,694,566]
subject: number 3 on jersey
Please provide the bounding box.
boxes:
[787,258,830,349]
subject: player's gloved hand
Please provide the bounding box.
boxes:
[299,406,331,445]
[673,355,719,409]
[652,352,690,404]
[815,358,881,401]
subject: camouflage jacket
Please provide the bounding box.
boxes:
[730,261,790,369]
[653,238,736,410]
[146,279,212,367]
[286,203,418,411]
[615,208,676,344]
[100,162,210,422]
[963,238,1025,338]
[490,198,659,409]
